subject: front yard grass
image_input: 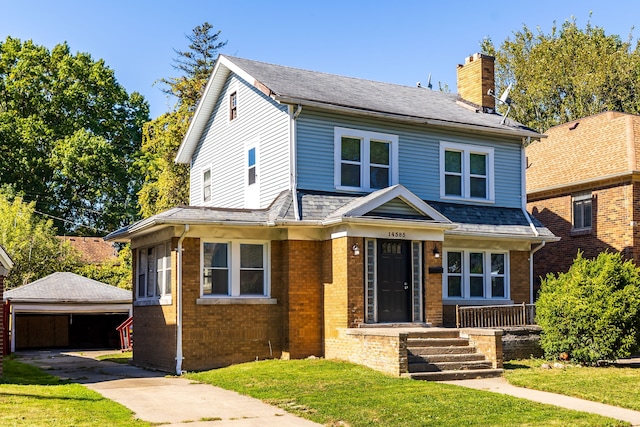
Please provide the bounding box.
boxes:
[505,358,640,411]
[0,356,150,426]
[96,350,132,364]
[185,358,626,426]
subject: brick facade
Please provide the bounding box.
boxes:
[424,242,443,326]
[528,182,639,282]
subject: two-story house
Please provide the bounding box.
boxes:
[106,53,555,376]
[527,111,640,285]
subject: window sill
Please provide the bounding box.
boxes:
[134,296,173,307]
[570,228,592,236]
[440,196,495,204]
[443,299,513,306]
[196,297,277,305]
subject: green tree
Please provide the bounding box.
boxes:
[74,245,132,290]
[0,37,149,233]
[482,18,640,132]
[137,23,226,216]
[536,252,640,365]
[0,192,80,288]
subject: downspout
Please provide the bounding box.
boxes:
[289,104,302,220]
[522,140,544,304]
[176,224,189,375]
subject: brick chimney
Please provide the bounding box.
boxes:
[457,53,495,112]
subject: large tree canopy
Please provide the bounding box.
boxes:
[138,22,226,216]
[482,18,640,132]
[0,37,149,234]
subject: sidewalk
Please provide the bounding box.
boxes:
[17,350,321,427]
[443,376,640,426]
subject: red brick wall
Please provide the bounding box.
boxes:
[528,183,635,282]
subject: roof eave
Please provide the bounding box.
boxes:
[274,96,543,140]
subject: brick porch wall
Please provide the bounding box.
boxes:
[425,242,443,326]
[528,183,636,282]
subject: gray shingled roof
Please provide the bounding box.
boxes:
[4,272,132,303]
[106,189,554,242]
[223,55,539,137]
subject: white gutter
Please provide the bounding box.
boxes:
[289,104,302,220]
[175,224,190,375]
[529,241,546,304]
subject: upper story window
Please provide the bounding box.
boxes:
[229,91,237,121]
[572,192,592,230]
[443,250,508,300]
[202,168,211,202]
[137,242,172,301]
[334,127,398,192]
[202,240,269,297]
[440,141,494,202]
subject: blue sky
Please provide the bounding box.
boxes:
[2,1,638,119]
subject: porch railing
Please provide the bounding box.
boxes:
[456,303,536,328]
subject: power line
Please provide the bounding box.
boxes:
[34,210,110,234]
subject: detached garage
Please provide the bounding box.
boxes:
[4,272,132,352]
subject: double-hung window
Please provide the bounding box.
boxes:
[444,250,508,300]
[572,192,592,230]
[229,91,237,121]
[202,241,269,297]
[202,168,211,202]
[440,141,494,201]
[334,127,398,192]
[137,242,172,301]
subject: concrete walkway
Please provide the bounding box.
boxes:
[443,376,640,426]
[16,350,321,427]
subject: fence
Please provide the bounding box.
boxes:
[456,303,536,328]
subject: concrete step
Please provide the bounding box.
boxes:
[408,360,493,373]
[405,330,460,339]
[407,345,477,356]
[406,368,504,381]
[406,338,469,347]
[408,353,486,364]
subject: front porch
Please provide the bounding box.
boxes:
[325,325,503,381]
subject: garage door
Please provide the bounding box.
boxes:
[15,313,128,350]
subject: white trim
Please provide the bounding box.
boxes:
[244,138,260,208]
[439,141,495,202]
[442,249,510,301]
[9,303,131,313]
[136,242,172,302]
[0,245,13,271]
[572,191,593,230]
[228,82,239,123]
[334,127,399,192]
[202,167,212,203]
[201,239,271,297]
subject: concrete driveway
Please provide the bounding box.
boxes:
[16,350,321,427]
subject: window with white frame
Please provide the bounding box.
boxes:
[202,241,269,297]
[334,127,398,191]
[137,242,172,300]
[202,168,211,202]
[440,141,494,201]
[229,91,237,121]
[443,250,508,300]
[572,192,592,230]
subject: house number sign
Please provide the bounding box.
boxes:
[387,231,406,238]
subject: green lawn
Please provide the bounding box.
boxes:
[95,351,133,364]
[0,357,150,426]
[505,359,640,411]
[185,358,626,427]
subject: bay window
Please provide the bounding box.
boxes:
[137,242,172,301]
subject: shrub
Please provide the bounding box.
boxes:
[536,251,640,365]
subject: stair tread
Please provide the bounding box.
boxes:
[406,368,504,381]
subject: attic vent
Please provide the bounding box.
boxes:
[366,198,431,219]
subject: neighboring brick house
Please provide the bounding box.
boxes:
[0,245,14,375]
[527,111,640,286]
[106,53,555,376]
[58,236,118,265]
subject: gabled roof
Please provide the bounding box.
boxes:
[4,272,131,304]
[176,55,541,164]
[0,245,13,271]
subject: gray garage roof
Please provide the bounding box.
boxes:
[4,272,132,304]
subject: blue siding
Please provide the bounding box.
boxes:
[190,74,290,208]
[296,109,524,208]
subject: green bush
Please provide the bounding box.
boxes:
[536,251,640,365]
